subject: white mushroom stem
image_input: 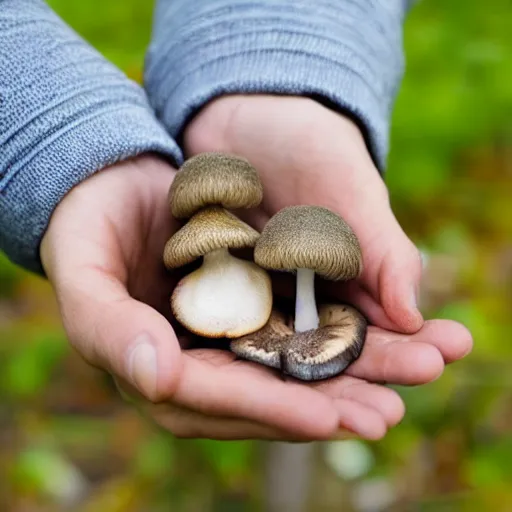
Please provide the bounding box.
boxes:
[202,247,230,268]
[294,268,319,332]
[172,248,272,338]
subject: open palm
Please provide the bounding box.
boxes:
[185,95,431,334]
[40,150,471,442]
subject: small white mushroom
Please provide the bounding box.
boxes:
[163,152,272,338]
[164,206,272,338]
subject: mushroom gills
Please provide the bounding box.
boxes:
[231,304,367,381]
[172,248,272,338]
[230,310,292,369]
[281,320,366,381]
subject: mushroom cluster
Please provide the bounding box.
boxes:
[163,153,368,382]
[231,205,368,381]
[163,153,272,338]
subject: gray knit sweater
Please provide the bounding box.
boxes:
[0,0,412,273]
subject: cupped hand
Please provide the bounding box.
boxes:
[184,95,427,334]
[40,155,471,442]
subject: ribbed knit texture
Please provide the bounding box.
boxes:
[145,0,412,171]
[0,0,182,273]
[1,0,412,274]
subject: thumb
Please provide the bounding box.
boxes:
[376,219,424,333]
[323,163,424,334]
[52,268,183,403]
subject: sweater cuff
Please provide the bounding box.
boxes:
[0,0,182,274]
[0,104,181,274]
[145,1,408,172]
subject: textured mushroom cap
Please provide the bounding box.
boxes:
[169,152,263,218]
[163,206,260,268]
[254,205,363,281]
[230,303,367,381]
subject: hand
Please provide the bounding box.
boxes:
[183,94,473,386]
[40,154,470,442]
[184,95,426,334]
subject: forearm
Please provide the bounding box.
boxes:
[145,0,413,172]
[0,0,182,273]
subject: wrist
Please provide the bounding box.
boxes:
[184,95,367,157]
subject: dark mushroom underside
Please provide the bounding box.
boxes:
[230,304,367,381]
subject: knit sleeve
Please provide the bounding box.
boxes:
[0,0,183,273]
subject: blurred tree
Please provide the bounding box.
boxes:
[0,0,510,510]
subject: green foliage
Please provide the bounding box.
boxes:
[196,439,255,487]
[0,252,22,297]
[1,0,511,510]
[134,434,175,480]
[388,0,512,203]
[47,0,153,77]
[1,331,67,400]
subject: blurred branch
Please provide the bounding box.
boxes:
[263,442,314,512]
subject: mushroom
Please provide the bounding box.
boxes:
[254,205,363,331]
[164,206,272,338]
[168,152,263,219]
[230,309,292,370]
[283,303,367,381]
[231,303,367,381]
[163,152,273,338]
[230,205,367,381]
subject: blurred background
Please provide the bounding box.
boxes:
[1,0,511,510]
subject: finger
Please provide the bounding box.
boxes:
[315,168,424,334]
[173,350,394,439]
[323,280,400,332]
[117,377,360,442]
[346,320,473,385]
[153,404,306,441]
[312,376,405,428]
[404,319,473,364]
[332,398,387,440]
[189,351,398,437]
[125,388,298,441]
[376,232,424,333]
[56,268,341,438]
[174,353,340,438]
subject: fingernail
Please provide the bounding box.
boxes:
[128,334,158,399]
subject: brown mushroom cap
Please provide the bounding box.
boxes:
[169,152,264,219]
[163,206,260,268]
[254,205,363,280]
[230,303,367,381]
[230,310,292,369]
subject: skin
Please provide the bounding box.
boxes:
[40,96,473,442]
[185,95,426,333]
